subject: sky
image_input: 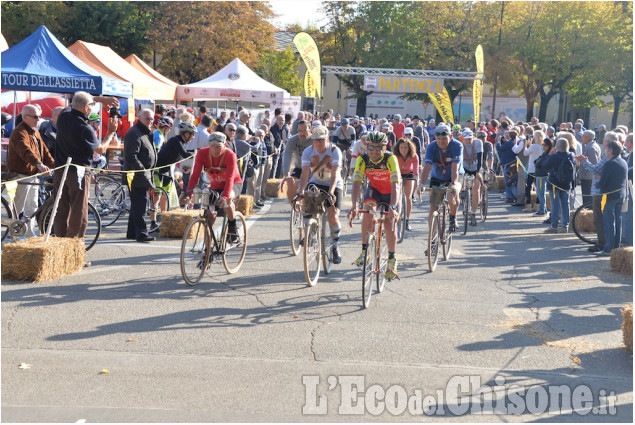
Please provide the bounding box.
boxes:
[267,0,327,29]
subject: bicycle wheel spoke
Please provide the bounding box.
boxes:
[180,218,209,285]
[303,221,320,286]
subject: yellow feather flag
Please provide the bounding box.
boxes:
[473,45,484,122]
[429,85,454,124]
[293,32,321,98]
[304,69,316,98]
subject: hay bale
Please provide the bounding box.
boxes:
[265,178,287,198]
[1,236,84,283]
[235,194,254,216]
[622,304,633,352]
[159,209,200,238]
[493,176,505,191]
[572,208,595,233]
[610,247,633,275]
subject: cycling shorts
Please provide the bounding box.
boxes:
[363,186,391,207]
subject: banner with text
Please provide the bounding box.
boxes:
[293,32,321,98]
[304,69,316,97]
[364,76,444,94]
[429,85,454,124]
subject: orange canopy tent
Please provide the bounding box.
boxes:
[125,54,178,92]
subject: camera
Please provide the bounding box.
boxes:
[109,106,122,118]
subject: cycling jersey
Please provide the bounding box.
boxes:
[353,153,400,195]
[282,133,313,175]
[424,139,465,181]
[301,144,343,190]
[153,129,166,150]
[462,139,483,173]
[331,126,355,147]
[350,139,368,169]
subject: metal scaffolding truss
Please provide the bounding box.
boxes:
[322,65,483,81]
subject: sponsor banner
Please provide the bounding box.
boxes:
[1,72,132,97]
[429,85,454,123]
[293,32,321,98]
[270,96,301,118]
[304,69,316,97]
[364,76,444,94]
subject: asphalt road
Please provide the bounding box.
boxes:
[1,188,633,422]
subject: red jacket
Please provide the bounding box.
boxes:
[187,147,242,200]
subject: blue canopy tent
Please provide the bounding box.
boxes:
[1,25,132,97]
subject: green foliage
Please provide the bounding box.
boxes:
[255,46,303,96]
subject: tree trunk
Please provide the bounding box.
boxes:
[538,90,556,123]
[611,95,623,130]
[355,95,367,117]
[526,98,535,122]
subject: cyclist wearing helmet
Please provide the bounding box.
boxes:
[350,131,402,281]
[153,116,174,151]
[461,128,483,226]
[149,121,197,231]
[452,124,462,141]
[186,132,243,241]
[419,124,464,233]
[87,113,108,169]
[476,129,494,172]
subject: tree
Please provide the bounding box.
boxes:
[146,1,276,84]
[255,46,303,96]
[1,1,68,46]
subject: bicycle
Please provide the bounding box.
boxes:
[300,185,336,287]
[289,194,304,256]
[426,184,453,272]
[571,202,597,245]
[94,182,169,228]
[461,174,476,235]
[396,182,407,243]
[480,169,492,222]
[349,204,390,308]
[1,180,101,250]
[179,188,247,286]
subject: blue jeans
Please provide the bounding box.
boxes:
[550,186,570,229]
[603,197,624,253]
[503,165,515,200]
[536,176,548,214]
[622,193,632,247]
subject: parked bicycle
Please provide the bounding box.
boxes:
[179,187,247,286]
[426,184,454,272]
[94,182,169,228]
[349,204,390,308]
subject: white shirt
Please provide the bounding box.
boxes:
[523,143,543,173]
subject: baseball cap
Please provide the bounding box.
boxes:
[413,115,420,120]
[462,128,474,138]
[341,118,350,126]
[429,119,436,124]
[352,118,359,123]
[311,120,322,128]
[382,123,391,129]
[404,127,413,135]
[311,126,328,140]
[208,132,227,146]
[393,114,402,120]
[434,125,450,137]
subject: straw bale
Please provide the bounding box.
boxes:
[265,178,287,198]
[160,209,200,238]
[493,176,506,191]
[610,247,633,275]
[1,236,84,283]
[571,209,595,233]
[235,195,254,216]
[622,304,633,352]
[528,191,551,211]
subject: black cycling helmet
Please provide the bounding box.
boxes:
[367,131,388,145]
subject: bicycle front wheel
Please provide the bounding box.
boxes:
[428,212,440,272]
[480,184,488,222]
[303,219,321,287]
[463,188,470,235]
[443,206,453,261]
[397,192,406,243]
[321,213,333,274]
[95,181,125,227]
[376,230,387,293]
[222,212,247,274]
[180,217,210,285]
[362,235,376,308]
[38,200,101,251]
[1,196,14,243]
[571,204,598,245]
[290,202,303,256]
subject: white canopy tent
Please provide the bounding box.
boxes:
[176,58,289,103]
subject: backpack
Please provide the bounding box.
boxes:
[555,154,575,186]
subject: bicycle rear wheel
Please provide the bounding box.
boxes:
[463,188,471,235]
[1,196,14,243]
[180,217,210,286]
[38,200,101,251]
[95,181,125,227]
[303,219,321,286]
[376,230,387,293]
[362,235,376,308]
[443,205,453,261]
[427,212,440,272]
[321,213,333,274]
[571,204,598,245]
[222,212,247,274]
[480,184,488,222]
[290,202,303,256]
[397,192,406,243]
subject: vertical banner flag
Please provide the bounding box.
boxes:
[473,44,484,122]
[293,32,321,98]
[304,69,316,97]
[429,85,454,124]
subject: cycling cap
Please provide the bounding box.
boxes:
[208,131,227,146]
[404,127,413,135]
[340,118,350,126]
[429,119,436,124]
[476,130,487,138]
[393,114,402,120]
[311,120,322,128]
[462,128,474,138]
[88,113,101,122]
[367,131,388,145]
[178,121,196,134]
[311,126,329,140]
[434,125,451,137]
[158,116,174,127]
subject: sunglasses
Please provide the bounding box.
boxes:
[227,128,236,132]
[435,131,449,137]
[367,145,384,151]
[26,114,41,119]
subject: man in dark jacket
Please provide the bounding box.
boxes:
[124,108,157,242]
[597,140,628,256]
[270,114,289,178]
